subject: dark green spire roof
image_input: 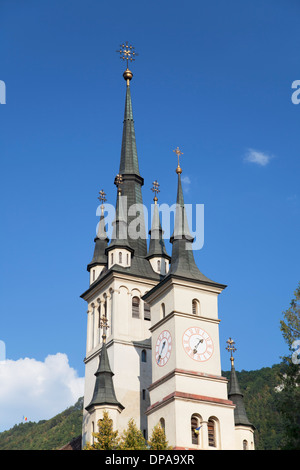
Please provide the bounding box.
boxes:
[117,82,147,257]
[87,209,109,272]
[228,360,254,429]
[107,189,133,253]
[119,85,140,176]
[147,202,170,260]
[168,171,222,285]
[85,341,124,412]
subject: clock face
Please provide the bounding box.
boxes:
[155,330,172,367]
[182,327,214,362]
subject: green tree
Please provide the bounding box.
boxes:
[148,423,172,450]
[119,418,147,450]
[84,410,120,450]
[276,282,300,449]
[280,282,300,349]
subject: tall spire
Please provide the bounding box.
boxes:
[87,190,109,272]
[114,42,147,257]
[168,149,220,285]
[117,42,140,176]
[226,339,254,429]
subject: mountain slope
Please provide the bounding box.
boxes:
[0,398,83,450]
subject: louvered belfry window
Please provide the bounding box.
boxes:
[208,419,216,447]
[132,296,140,318]
[192,299,198,315]
[144,302,151,321]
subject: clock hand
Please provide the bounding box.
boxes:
[193,337,203,354]
[157,341,166,364]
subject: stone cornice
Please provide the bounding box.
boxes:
[148,368,228,392]
[84,337,151,364]
[81,270,158,303]
[146,391,234,415]
[149,310,220,333]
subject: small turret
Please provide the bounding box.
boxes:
[146,180,170,275]
[106,174,134,269]
[87,190,109,284]
[226,338,255,450]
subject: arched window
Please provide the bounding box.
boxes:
[132,297,140,318]
[192,299,199,315]
[243,439,248,450]
[92,270,95,281]
[144,302,151,321]
[208,419,216,447]
[141,349,147,362]
[97,304,101,328]
[126,253,129,265]
[119,252,122,263]
[160,418,165,433]
[161,303,165,318]
[157,260,161,271]
[191,415,200,445]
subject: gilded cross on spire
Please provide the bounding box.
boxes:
[173,147,183,174]
[98,189,107,214]
[114,174,123,195]
[151,180,160,204]
[226,337,237,366]
[117,42,138,85]
[117,42,138,66]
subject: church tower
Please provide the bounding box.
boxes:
[81,43,164,447]
[144,157,239,449]
[81,43,254,450]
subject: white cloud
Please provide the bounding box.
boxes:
[0,353,84,432]
[181,175,191,192]
[244,148,273,166]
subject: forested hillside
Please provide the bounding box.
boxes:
[0,364,286,450]
[0,398,83,450]
[223,363,285,450]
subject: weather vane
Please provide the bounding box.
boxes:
[226,337,237,365]
[100,313,110,344]
[114,174,123,195]
[173,147,183,174]
[98,189,107,214]
[117,42,138,85]
[151,180,160,204]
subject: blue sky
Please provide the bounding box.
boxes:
[0,0,299,430]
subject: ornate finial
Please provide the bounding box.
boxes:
[99,313,110,344]
[173,147,183,174]
[151,180,160,204]
[98,189,107,214]
[226,337,237,366]
[116,42,138,85]
[114,174,123,195]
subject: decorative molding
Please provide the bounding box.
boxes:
[148,368,228,392]
[150,310,220,333]
[146,391,234,415]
